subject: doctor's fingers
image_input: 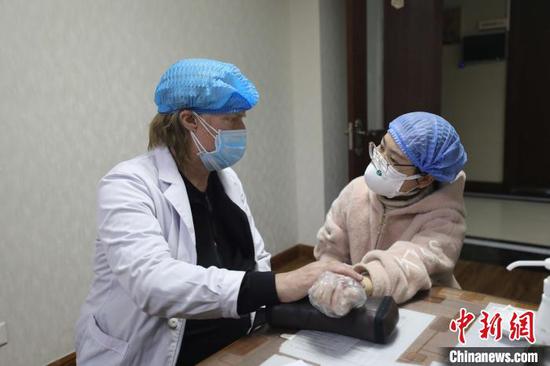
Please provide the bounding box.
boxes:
[323,262,363,282]
[309,272,358,306]
[310,277,338,305]
[326,282,366,317]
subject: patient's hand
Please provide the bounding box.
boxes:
[308,271,367,318]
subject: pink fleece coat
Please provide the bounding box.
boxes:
[314,172,467,304]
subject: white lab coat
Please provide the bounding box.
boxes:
[75,146,272,366]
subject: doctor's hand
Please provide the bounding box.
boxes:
[274,261,363,303]
[307,271,367,318]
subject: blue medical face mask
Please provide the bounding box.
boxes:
[190,112,247,171]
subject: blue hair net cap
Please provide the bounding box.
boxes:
[388,112,467,183]
[154,58,259,114]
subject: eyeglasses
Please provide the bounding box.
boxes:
[368,142,417,176]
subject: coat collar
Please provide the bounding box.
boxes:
[154,146,183,185]
[153,147,195,250]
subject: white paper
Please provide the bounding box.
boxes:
[260,354,312,366]
[280,333,297,341]
[285,361,311,366]
[279,308,435,366]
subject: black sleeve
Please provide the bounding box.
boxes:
[237,270,281,315]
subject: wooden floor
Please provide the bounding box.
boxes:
[273,245,547,306]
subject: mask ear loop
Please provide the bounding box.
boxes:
[402,172,425,181]
[190,130,208,155]
[396,172,425,200]
[192,112,219,138]
[190,111,219,156]
[401,171,430,195]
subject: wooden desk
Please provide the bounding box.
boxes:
[199,287,537,366]
[48,244,544,366]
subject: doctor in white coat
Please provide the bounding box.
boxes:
[75,58,362,366]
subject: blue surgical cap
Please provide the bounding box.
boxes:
[388,112,467,183]
[154,58,259,114]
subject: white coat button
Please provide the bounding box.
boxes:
[168,318,178,329]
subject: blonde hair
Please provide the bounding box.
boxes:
[148,112,192,166]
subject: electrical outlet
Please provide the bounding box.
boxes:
[0,322,7,347]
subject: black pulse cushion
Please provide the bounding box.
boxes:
[266,296,399,344]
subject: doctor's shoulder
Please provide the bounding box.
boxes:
[97,151,160,193]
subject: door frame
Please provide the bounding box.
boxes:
[346,0,368,181]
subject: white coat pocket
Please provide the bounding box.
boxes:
[77,314,129,365]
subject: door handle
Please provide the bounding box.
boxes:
[344,119,366,156]
[354,119,366,156]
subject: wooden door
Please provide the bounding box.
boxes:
[346,0,443,180]
[504,0,550,197]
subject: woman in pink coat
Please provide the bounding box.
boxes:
[310,112,468,316]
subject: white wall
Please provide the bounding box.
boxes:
[289,0,349,244]
[442,0,508,182]
[320,0,349,212]
[289,0,326,245]
[367,0,385,131]
[0,1,348,365]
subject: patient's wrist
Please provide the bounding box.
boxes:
[361,275,374,296]
[319,254,340,263]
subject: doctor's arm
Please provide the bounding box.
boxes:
[98,170,361,319]
[229,173,363,310]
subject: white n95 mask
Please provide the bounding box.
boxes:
[364,146,423,198]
